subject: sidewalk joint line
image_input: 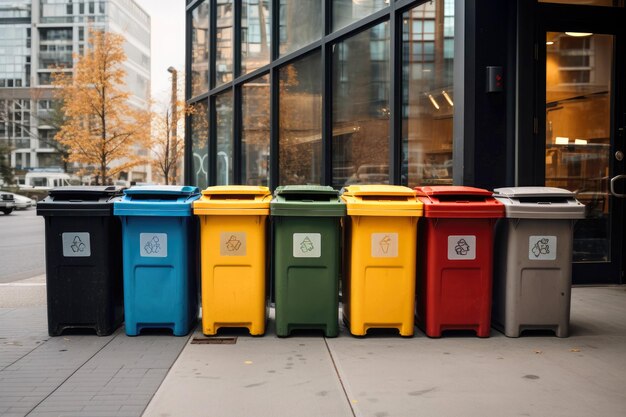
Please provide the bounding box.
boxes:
[140,325,195,416]
[324,337,357,417]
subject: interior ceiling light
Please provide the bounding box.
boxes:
[427,94,440,110]
[442,90,454,106]
[546,41,554,45]
[565,32,592,37]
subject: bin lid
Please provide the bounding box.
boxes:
[193,185,271,216]
[271,185,345,217]
[113,185,201,217]
[414,186,504,218]
[493,186,586,219]
[340,185,422,217]
[36,186,124,217]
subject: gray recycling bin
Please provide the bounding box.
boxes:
[492,187,585,337]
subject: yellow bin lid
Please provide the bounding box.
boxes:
[341,185,423,217]
[193,185,272,215]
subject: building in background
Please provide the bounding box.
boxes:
[186,0,625,286]
[0,0,151,185]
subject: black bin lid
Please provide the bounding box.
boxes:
[37,186,125,217]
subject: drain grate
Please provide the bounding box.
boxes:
[191,337,237,345]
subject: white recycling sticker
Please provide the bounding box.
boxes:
[140,233,168,257]
[447,235,476,260]
[529,236,557,260]
[220,232,247,256]
[293,233,321,258]
[371,233,399,258]
[62,232,91,257]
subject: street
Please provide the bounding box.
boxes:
[0,208,45,283]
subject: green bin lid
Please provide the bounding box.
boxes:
[37,186,124,217]
[493,186,586,219]
[271,185,345,217]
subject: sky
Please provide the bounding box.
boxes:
[135,0,186,109]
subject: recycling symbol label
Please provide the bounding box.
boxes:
[529,236,557,260]
[220,232,247,256]
[371,233,398,258]
[293,233,321,258]
[62,232,91,257]
[447,235,476,260]
[140,233,168,258]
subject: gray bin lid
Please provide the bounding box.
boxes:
[493,186,586,219]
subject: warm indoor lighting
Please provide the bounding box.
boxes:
[575,139,588,145]
[555,137,569,145]
[546,41,554,45]
[428,94,440,110]
[565,32,592,37]
[442,90,454,106]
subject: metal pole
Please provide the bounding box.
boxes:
[168,67,178,184]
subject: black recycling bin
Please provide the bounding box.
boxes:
[37,186,125,336]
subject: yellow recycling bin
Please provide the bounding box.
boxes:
[341,185,423,336]
[193,186,272,336]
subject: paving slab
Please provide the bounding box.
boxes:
[142,324,354,417]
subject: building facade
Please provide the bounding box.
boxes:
[184,0,625,285]
[0,0,151,184]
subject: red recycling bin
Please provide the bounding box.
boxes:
[414,186,504,338]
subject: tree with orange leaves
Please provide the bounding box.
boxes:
[53,29,150,185]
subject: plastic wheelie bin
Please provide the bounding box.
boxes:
[271,185,345,337]
[37,186,124,336]
[414,186,504,338]
[492,187,585,337]
[193,186,272,336]
[341,185,422,336]
[114,186,201,336]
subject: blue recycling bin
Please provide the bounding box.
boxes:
[114,186,201,336]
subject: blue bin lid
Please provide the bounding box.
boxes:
[114,185,201,217]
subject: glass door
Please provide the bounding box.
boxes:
[540,5,625,284]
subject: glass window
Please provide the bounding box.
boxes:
[241,0,271,74]
[242,74,270,185]
[279,0,322,56]
[333,0,388,31]
[402,0,454,188]
[191,100,209,189]
[216,0,233,86]
[279,51,322,185]
[191,1,209,97]
[216,92,233,185]
[332,21,390,188]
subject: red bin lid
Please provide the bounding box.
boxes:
[414,186,505,218]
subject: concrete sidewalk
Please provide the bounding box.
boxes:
[144,287,626,417]
[1,281,625,417]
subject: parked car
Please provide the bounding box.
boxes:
[9,193,36,210]
[0,192,16,215]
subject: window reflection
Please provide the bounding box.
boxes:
[402,0,454,187]
[242,75,270,185]
[545,32,613,262]
[216,0,233,86]
[242,0,271,74]
[332,0,388,31]
[279,52,322,185]
[191,100,209,189]
[191,1,209,97]
[279,0,322,56]
[332,22,390,188]
[216,92,233,185]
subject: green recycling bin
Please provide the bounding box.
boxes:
[271,185,346,337]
